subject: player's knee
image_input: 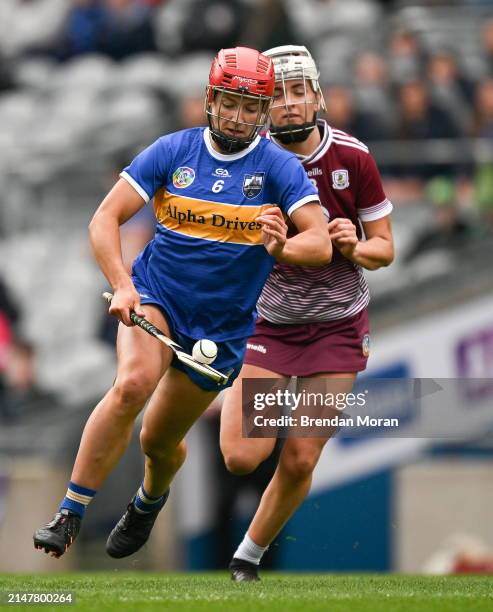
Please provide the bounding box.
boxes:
[223,450,260,475]
[170,440,187,469]
[281,449,319,481]
[161,440,187,472]
[141,432,187,469]
[113,371,157,408]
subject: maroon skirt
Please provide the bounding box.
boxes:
[243,309,370,376]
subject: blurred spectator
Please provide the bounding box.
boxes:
[474,163,493,226]
[55,0,156,61]
[387,28,423,84]
[427,49,475,135]
[393,80,462,179]
[481,18,493,77]
[352,50,396,136]
[240,0,301,52]
[156,0,247,56]
[0,339,61,423]
[182,0,246,53]
[0,278,20,373]
[55,0,107,60]
[323,84,391,142]
[322,85,356,131]
[473,79,493,225]
[98,0,157,61]
[404,177,478,263]
[474,79,493,138]
[0,275,21,419]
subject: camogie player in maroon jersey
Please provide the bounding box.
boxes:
[219,45,395,581]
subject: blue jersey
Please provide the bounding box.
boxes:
[121,127,319,341]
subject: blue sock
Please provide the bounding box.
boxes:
[133,484,166,514]
[59,481,97,518]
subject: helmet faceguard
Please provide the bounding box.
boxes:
[262,45,326,144]
[205,47,275,153]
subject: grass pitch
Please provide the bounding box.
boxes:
[0,573,491,611]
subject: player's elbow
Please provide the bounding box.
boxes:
[88,209,102,237]
[364,244,394,271]
[381,254,394,268]
[88,208,116,242]
[379,241,395,268]
[386,241,395,265]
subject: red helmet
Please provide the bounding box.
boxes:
[205,47,275,153]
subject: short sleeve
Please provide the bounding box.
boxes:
[271,155,320,217]
[357,154,393,222]
[120,137,170,203]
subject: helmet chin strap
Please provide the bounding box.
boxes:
[270,111,318,144]
[270,121,316,144]
[209,127,251,153]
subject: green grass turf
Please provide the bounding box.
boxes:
[0,573,491,612]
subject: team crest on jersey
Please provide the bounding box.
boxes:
[362,334,371,357]
[172,167,195,189]
[332,169,349,190]
[242,172,265,199]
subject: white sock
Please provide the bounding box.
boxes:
[234,533,268,566]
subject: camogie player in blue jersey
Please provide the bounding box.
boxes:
[33,47,331,559]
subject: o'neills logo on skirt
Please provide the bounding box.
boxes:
[154,190,273,245]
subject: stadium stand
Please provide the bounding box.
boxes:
[0,0,491,400]
[0,0,493,575]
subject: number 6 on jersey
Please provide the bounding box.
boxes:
[212,179,224,193]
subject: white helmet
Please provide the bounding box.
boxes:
[262,45,326,143]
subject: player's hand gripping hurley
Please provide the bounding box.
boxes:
[102,292,230,385]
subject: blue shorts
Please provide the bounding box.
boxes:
[132,275,246,392]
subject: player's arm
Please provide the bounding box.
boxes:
[328,215,394,270]
[332,151,394,270]
[263,155,331,265]
[89,178,147,325]
[257,203,332,266]
[284,203,332,265]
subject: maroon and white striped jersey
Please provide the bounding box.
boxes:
[257,120,392,324]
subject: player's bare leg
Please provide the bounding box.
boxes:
[249,373,357,546]
[106,367,218,558]
[248,436,331,546]
[34,304,172,557]
[140,368,218,496]
[220,363,285,475]
[72,305,173,489]
[230,373,356,580]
